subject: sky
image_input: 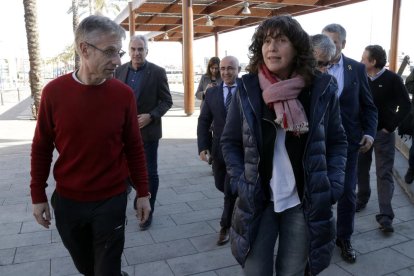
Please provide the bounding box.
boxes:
[0,0,413,73]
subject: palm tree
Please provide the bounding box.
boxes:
[71,0,80,69]
[23,0,43,119]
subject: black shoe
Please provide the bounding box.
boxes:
[217,227,230,245]
[405,168,414,184]
[355,202,366,212]
[139,212,153,231]
[121,271,129,276]
[336,239,356,263]
[379,222,394,233]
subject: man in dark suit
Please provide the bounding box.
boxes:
[197,56,240,245]
[323,24,378,263]
[115,35,173,230]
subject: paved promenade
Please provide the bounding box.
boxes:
[1,93,414,276]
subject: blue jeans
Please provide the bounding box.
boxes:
[144,140,159,211]
[244,203,309,276]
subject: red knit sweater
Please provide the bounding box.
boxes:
[30,73,148,203]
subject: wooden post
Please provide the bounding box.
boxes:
[129,1,135,37]
[182,0,194,115]
[215,33,219,57]
[389,0,401,72]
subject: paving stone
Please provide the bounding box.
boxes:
[154,202,193,216]
[0,248,15,265]
[171,208,222,225]
[124,229,154,248]
[150,222,215,243]
[21,219,57,232]
[51,256,78,276]
[157,187,207,204]
[0,260,50,276]
[394,205,414,221]
[124,239,197,265]
[392,240,414,259]
[337,248,414,276]
[215,265,244,276]
[319,263,353,276]
[394,220,414,239]
[190,272,217,276]
[125,214,177,232]
[167,247,237,275]
[395,265,414,276]
[0,230,51,250]
[187,198,223,211]
[353,230,409,254]
[201,189,223,199]
[189,233,230,252]
[14,242,69,263]
[51,229,62,243]
[0,222,21,235]
[173,183,218,194]
[133,260,174,276]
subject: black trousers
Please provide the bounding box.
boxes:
[212,157,237,229]
[52,190,127,276]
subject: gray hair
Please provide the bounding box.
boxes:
[74,15,126,55]
[130,35,148,50]
[322,23,347,42]
[310,34,336,59]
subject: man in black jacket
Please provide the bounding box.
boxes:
[357,45,410,233]
[197,56,240,245]
[115,35,173,230]
[404,68,414,183]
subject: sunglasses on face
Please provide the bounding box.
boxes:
[317,60,331,68]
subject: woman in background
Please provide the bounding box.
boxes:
[195,56,221,109]
[221,15,347,275]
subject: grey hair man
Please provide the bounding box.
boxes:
[115,34,173,231]
[31,15,151,276]
[310,34,336,72]
[322,23,378,264]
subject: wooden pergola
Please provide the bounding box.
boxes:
[114,0,402,115]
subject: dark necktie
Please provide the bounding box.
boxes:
[225,86,233,112]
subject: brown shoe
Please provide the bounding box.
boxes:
[217,227,229,246]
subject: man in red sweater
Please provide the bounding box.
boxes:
[30,15,150,276]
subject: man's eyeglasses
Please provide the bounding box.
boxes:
[85,42,126,58]
[316,60,331,68]
[220,66,236,72]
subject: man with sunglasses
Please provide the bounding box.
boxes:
[115,35,173,231]
[310,34,335,73]
[30,15,151,276]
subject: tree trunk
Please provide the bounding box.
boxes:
[72,0,80,70]
[23,0,43,119]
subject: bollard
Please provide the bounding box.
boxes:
[0,91,3,105]
[17,88,21,102]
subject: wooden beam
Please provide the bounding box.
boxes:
[128,2,135,37]
[389,0,401,72]
[182,0,194,115]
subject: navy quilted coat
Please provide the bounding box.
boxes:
[221,72,347,275]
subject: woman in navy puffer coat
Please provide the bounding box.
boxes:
[221,15,347,276]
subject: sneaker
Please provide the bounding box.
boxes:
[404,168,414,184]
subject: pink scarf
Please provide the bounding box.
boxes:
[259,64,308,134]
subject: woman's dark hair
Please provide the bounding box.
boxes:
[247,15,315,85]
[365,45,387,69]
[206,57,220,79]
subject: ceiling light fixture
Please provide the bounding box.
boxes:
[206,15,214,26]
[163,32,169,40]
[242,1,251,15]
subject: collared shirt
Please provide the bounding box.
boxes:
[368,67,386,81]
[223,83,237,106]
[328,55,344,97]
[126,61,147,92]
